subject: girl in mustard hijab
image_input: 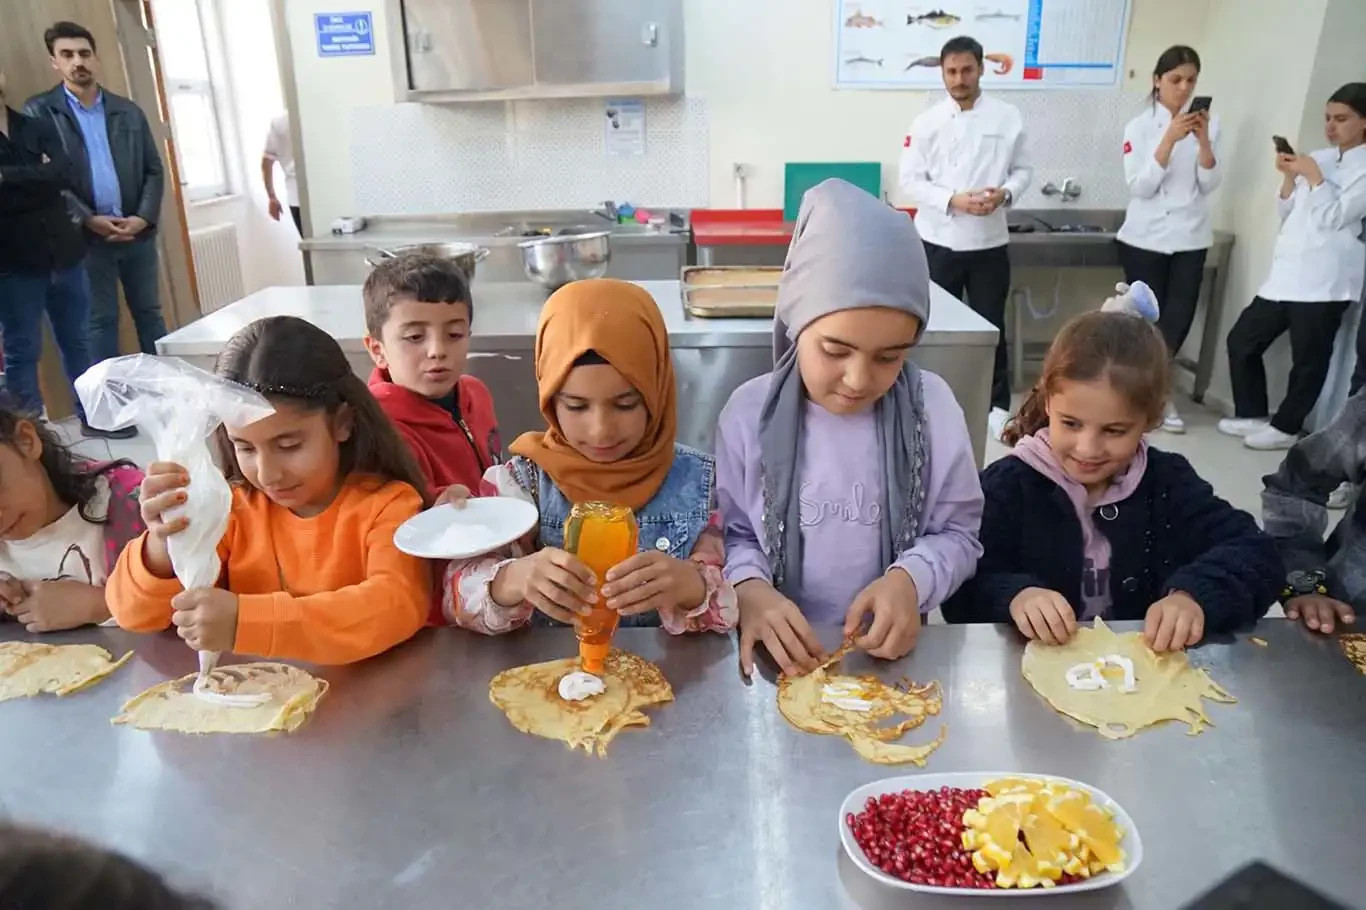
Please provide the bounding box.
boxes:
[439,279,738,634]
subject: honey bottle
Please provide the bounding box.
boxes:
[563,502,638,675]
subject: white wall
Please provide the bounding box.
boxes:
[1183,0,1331,407]
[181,0,304,297]
[685,0,1212,207]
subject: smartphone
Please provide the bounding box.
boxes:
[1189,96,1212,114]
[1273,135,1296,156]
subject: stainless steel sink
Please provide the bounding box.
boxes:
[1006,208,1126,267]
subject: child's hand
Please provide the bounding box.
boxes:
[1009,587,1078,644]
[434,484,471,508]
[10,580,110,632]
[494,548,597,625]
[0,572,26,611]
[737,580,825,678]
[844,569,921,660]
[1144,591,1205,651]
[140,462,192,537]
[602,552,706,616]
[171,587,240,652]
[1286,594,1355,634]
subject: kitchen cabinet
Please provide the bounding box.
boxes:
[398,0,682,100]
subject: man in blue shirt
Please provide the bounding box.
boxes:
[26,21,166,425]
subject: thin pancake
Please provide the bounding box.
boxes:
[113,662,327,734]
[0,642,131,701]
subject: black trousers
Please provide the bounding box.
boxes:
[923,241,1011,411]
[1351,308,1366,398]
[1116,241,1207,357]
[290,205,303,234]
[1227,296,1350,434]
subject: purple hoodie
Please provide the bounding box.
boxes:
[716,370,984,623]
[1011,429,1148,619]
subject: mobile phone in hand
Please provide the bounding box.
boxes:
[1273,135,1296,156]
[1189,96,1212,114]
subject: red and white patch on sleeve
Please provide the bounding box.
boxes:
[1123,140,1133,154]
[903,135,912,148]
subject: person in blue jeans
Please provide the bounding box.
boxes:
[0,68,113,437]
[26,21,166,394]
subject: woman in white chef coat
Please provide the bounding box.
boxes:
[1221,83,1366,451]
[1115,45,1220,434]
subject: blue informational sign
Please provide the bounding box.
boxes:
[315,12,375,57]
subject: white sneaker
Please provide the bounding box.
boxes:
[1328,482,1355,510]
[1160,402,1186,434]
[988,407,1011,443]
[1217,417,1270,438]
[1244,426,1299,450]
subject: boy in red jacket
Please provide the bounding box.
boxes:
[363,253,500,502]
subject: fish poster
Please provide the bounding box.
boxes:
[834,0,1132,90]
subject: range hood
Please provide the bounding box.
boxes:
[399,0,684,102]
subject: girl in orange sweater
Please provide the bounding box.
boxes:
[107,316,433,665]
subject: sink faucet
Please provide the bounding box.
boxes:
[593,200,620,222]
[1041,178,1082,201]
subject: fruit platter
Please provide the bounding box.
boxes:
[839,772,1143,896]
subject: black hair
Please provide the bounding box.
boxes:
[361,252,473,338]
[1150,45,1200,103]
[212,315,432,505]
[0,400,134,525]
[571,350,609,368]
[939,36,983,66]
[0,823,216,910]
[1328,82,1366,119]
[44,21,97,56]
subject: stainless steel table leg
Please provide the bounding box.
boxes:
[1193,257,1231,404]
[698,246,714,267]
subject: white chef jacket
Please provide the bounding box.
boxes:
[1258,144,1366,303]
[1115,104,1223,253]
[899,94,1031,252]
[263,112,297,204]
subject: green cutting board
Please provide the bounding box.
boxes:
[783,162,882,220]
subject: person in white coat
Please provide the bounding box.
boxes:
[1221,83,1366,451]
[1115,45,1220,434]
[899,35,1031,442]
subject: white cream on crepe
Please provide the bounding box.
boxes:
[194,650,270,707]
[557,670,605,702]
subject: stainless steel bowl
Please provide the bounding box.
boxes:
[517,230,611,290]
[365,241,490,281]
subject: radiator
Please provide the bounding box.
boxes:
[188,223,245,313]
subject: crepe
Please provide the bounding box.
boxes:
[113,662,328,734]
[777,642,946,766]
[1340,633,1366,675]
[488,650,673,758]
[0,642,131,701]
[1022,618,1235,740]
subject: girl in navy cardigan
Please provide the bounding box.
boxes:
[945,286,1281,650]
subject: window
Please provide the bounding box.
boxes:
[150,0,228,201]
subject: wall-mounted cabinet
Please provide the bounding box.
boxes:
[397,0,683,101]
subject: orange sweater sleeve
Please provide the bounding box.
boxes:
[232,484,430,665]
[106,528,231,632]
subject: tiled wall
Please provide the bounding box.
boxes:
[348,90,1154,214]
[350,97,711,213]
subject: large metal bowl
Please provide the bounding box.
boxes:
[517,230,611,290]
[365,241,490,281]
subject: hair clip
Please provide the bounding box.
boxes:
[1100,281,1160,324]
[242,380,334,401]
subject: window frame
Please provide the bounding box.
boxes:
[153,0,231,203]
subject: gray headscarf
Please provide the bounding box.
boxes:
[758,178,933,598]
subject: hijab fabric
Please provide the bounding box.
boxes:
[758,178,934,597]
[509,278,677,511]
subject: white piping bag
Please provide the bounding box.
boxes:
[77,354,277,706]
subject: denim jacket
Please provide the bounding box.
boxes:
[508,444,716,628]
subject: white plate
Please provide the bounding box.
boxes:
[838,772,1143,897]
[393,497,539,559]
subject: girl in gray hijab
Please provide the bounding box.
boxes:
[715,179,984,677]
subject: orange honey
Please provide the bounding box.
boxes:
[563,501,638,675]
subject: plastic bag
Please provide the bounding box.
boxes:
[77,355,276,705]
[77,354,275,590]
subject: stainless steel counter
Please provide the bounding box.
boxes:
[2,620,1360,909]
[158,281,999,463]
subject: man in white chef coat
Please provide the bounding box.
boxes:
[900,35,1031,441]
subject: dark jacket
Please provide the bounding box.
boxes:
[944,448,1282,633]
[23,84,164,234]
[0,106,87,272]
[1263,391,1366,612]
